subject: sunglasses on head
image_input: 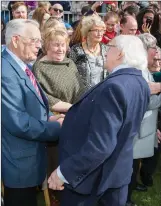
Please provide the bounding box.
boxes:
[53,8,63,13]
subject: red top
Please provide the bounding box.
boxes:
[104,1,118,5]
[102,30,117,44]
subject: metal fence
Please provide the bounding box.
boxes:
[1,9,11,23]
[1,9,106,24]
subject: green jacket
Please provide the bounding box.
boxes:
[153,72,161,82]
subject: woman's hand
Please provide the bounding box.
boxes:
[148,82,161,94]
[52,101,72,113]
[142,23,151,33]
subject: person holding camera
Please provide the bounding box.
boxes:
[136,7,155,33]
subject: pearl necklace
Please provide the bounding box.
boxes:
[86,41,98,55]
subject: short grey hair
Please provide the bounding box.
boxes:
[138,33,157,51]
[5,19,39,46]
[114,35,148,71]
[81,15,106,38]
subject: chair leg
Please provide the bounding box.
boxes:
[44,188,51,206]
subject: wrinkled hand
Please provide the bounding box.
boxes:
[49,114,65,126]
[157,129,161,144]
[142,23,151,33]
[148,82,161,94]
[56,117,64,126]
[48,169,64,191]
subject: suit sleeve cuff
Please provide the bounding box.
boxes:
[57,166,69,184]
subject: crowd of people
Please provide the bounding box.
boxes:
[1,1,161,206]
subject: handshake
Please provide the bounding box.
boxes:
[49,114,65,126]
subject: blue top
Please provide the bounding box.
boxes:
[64,21,72,29]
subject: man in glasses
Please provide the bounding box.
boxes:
[50,3,72,30]
[2,19,64,206]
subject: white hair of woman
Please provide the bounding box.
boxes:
[80,15,106,38]
[114,35,148,72]
[138,33,157,50]
[5,19,39,46]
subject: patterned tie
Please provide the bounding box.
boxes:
[25,67,42,98]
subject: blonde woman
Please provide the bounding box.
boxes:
[33,28,85,113]
[68,15,108,91]
[43,17,66,31]
[32,8,50,31]
[33,28,86,205]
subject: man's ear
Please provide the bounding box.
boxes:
[117,50,124,61]
[120,23,123,29]
[12,36,18,48]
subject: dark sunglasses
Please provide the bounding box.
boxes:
[53,8,63,13]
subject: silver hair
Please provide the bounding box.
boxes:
[5,19,39,46]
[138,33,157,51]
[114,35,148,71]
[81,15,106,38]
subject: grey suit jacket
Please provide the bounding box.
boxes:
[133,70,161,159]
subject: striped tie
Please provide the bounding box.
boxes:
[25,67,42,98]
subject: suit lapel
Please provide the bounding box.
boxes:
[37,83,49,113]
[2,50,47,109]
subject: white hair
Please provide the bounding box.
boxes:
[114,35,148,72]
[5,19,39,46]
[81,15,106,38]
[138,33,157,51]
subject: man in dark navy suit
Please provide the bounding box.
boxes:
[48,35,150,206]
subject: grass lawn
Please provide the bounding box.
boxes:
[133,156,161,206]
[38,156,161,206]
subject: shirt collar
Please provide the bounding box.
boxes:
[6,47,26,72]
[110,64,132,74]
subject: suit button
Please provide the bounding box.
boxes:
[44,113,47,116]
[76,176,81,182]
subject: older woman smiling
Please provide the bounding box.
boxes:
[33,28,85,113]
[68,15,108,91]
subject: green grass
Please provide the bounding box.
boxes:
[37,156,161,206]
[133,157,161,206]
[37,191,45,206]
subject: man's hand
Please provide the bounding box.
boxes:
[49,114,65,126]
[157,129,161,144]
[48,169,64,190]
[148,82,161,94]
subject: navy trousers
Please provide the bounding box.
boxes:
[60,185,128,206]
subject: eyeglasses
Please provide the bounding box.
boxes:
[108,44,117,47]
[53,8,63,13]
[148,46,157,50]
[89,29,106,34]
[18,35,42,44]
